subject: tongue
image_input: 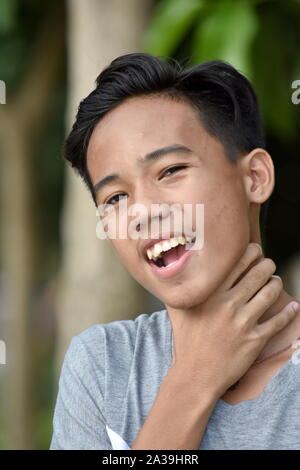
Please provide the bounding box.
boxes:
[162,244,185,266]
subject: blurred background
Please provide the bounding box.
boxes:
[0,0,299,450]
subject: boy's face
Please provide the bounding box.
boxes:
[86,95,259,310]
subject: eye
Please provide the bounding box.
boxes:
[159,165,188,180]
[104,193,127,206]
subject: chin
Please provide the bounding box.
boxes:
[161,275,218,311]
[162,288,208,311]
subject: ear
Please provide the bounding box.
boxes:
[238,148,275,204]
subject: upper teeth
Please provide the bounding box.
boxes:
[146,235,193,261]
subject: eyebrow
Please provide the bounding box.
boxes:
[93,144,193,196]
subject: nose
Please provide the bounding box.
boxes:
[135,203,170,234]
[133,196,172,238]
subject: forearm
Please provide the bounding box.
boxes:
[131,364,219,450]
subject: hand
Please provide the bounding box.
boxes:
[171,242,299,398]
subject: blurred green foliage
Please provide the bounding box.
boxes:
[0,0,47,92]
[0,0,65,450]
[0,0,66,279]
[143,0,300,141]
[0,0,299,450]
[0,0,17,34]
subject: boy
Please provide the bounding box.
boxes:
[50,53,300,450]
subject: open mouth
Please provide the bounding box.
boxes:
[149,242,191,268]
[145,236,196,278]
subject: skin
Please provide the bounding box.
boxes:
[86,95,300,401]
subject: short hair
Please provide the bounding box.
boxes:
[64,52,270,240]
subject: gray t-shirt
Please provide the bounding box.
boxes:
[49,308,300,450]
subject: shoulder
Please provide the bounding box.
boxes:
[67,308,168,370]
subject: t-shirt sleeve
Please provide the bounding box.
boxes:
[49,333,113,450]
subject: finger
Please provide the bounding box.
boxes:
[255,301,300,340]
[220,243,263,292]
[231,257,276,305]
[242,275,283,326]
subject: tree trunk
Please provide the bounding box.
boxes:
[0,8,64,449]
[54,0,156,371]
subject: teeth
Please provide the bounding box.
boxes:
[170,238,178,248]
[146,235,190,261]
[146,248,153,260]
[162,240,172,251]
[153,243,163,257]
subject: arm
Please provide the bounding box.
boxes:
[131,363,219,450]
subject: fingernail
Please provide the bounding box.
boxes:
[272,275,281,279]
[290,302,299,313]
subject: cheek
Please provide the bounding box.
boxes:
[203,196,250,274]
[111,240,148,283]
[209,199,247,235]
[205,179,248,236]
[112,241,134,268]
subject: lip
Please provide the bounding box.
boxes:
[146,241,195,279]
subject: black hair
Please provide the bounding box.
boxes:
[64,52,270,243]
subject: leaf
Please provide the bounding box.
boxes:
[142,0,204,57]
[191,0,258,78]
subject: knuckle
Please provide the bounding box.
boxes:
[258,328,269,342]
[224,293,237,313]
[255,263,270,283]
[248,327,262,343]
[264,285,276,303]
[243,282,255,299]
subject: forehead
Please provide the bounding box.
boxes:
[86,95,211,169]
